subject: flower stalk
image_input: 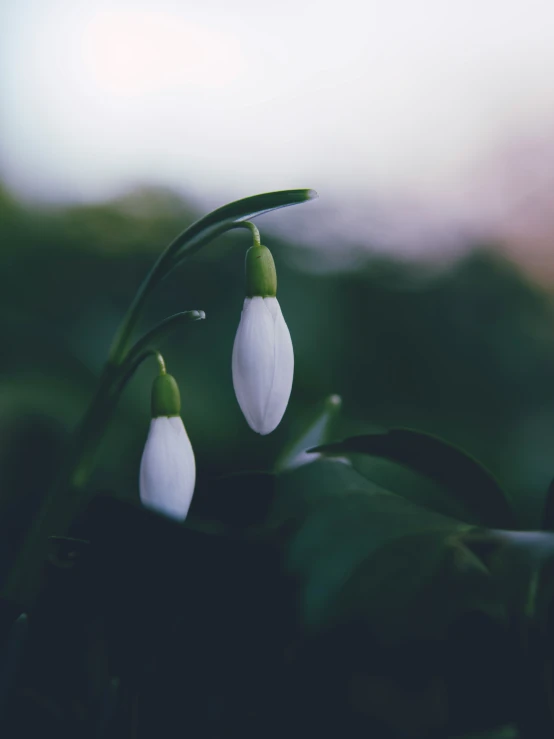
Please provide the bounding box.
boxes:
[3,188,317,607]
[140,367,196,521]
[232,231,294,435]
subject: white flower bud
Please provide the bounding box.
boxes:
[139,373,195,520]
[232,296,294,435]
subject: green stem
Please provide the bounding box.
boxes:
[231,221,261,247]
[155,352,166,375]
[4,190,316,606]
[116,350,165,398]
[107,256,169,365]
[44,312,203,499]
[108,222,255,363]
[3,350,167,603]
[70,349,166,490]
[125,311,205,370]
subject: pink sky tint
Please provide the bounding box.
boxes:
[1,0,554,279]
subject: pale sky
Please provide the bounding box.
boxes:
[2,0,554,269]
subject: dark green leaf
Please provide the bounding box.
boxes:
[273,459,499,640]
[311,429,515,529]
[126,310,205,364]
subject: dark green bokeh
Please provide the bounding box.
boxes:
[1,182,553,528]
[3,182,554,737]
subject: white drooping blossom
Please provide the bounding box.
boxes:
[232,295,294,435]
[139,372,195,521]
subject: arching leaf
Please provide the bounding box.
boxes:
[311,429,515,529]
[169,189,318,267]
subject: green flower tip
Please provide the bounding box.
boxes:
[191,310,206,320]
[305,189,319,201]
[151,373,181,417]
[245,244,277,298]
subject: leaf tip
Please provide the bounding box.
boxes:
[325,394,342,410]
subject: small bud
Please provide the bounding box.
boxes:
[140,372,195,521]
[245,244,277,298]
[151,373,181,417]
[233,244,294,434]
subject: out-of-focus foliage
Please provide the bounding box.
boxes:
[2,182,554,524]
[3,182,554,737]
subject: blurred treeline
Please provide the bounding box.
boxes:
[1,181,554,536]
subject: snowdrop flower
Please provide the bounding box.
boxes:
[232,242,294,435]
[139,372,195,521]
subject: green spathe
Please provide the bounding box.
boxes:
[151,373,181,417]
[245,245,277,297]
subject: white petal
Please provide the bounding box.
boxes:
[232,296,294,435]
[139,416,195,521]
[259,298,294,434]
[232,297,275,431]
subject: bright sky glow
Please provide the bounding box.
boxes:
[1,0,554,271]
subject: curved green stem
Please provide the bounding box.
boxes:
[70,349,167,489]
[110,190,316,363]
[154,351,166,375]
[68,309,203,492]
[107,256,169,366]
[125,311,205,370]
[116,349,165,398]
[4,189,316,607]
[230,221,261,247]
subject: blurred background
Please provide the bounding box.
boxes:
[2,0,554,537]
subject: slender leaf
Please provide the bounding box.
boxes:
[311,429,515,528]
[275,394,342,472]
[126,310,205,365]
[168,189,318,266]
[109,189,317,362]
